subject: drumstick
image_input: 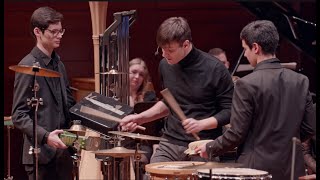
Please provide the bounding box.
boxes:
[160,88,200,140]
[79,105,146,131]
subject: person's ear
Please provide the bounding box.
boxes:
[33,27,42,37]
[183,40,190,48]
[252,43,260,54]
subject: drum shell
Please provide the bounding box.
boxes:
[145,161,203,180]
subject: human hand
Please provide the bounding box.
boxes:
[194,143,208,158]
[119,114,142,132]
[182,118,205,134]
[47,129,67,149]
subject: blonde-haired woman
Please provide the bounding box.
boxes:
[128,57,156,107]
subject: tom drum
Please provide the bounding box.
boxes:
[197,168,272,180]
[145,161,204,180]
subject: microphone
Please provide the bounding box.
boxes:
[154,46,160,56]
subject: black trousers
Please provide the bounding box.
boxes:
[25,149,73,180]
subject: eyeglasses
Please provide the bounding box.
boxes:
[44,28,65,37]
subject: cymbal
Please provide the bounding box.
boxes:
[92,147,147,157]
[108,131,168,141]
[9,65,61,77]
[96,69,127,75]
[181,161,243,170]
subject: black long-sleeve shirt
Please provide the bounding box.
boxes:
[159,47,234,146]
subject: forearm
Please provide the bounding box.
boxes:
[304,154,316,173]
[138,101,169,124]
[200,117,218,130]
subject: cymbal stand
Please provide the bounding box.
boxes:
[208,145,213,179]
[99,156,113,180]
[27,63,43,180]
[4,122,14,180]
[71,150,80,180]
[134,140,141,180]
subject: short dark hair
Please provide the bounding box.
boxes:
[208,48,225,56]
[30,6,63,38]
[156,17,192,47]
[240,20,279,55]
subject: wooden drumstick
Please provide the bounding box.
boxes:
[79,105,146,131]
[160,88,200,140]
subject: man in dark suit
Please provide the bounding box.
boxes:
[195,20,315,180]
[11,6,76,180]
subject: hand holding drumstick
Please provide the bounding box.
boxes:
[160,88,200,140]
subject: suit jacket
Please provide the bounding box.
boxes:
[206,58,315,180]
[12,46,76,164]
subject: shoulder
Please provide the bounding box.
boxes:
[19,53,36,66]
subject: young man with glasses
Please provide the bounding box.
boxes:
[11,6,75,180]
[120,17,234,163]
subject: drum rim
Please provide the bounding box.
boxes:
[197,168,271,177]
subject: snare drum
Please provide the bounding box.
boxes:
[145,161,204,180]
[197,168,272,180]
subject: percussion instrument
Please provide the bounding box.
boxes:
[108,131,168,141]
[145,161,204,180]
[4,117,13,126]
[9,64,61,77]
[64,120,87,136]
[69,92,134,135]
[185,140,214,155]
[59,131,101,151]
[181,162,243,170]
[197,168,272,180]
[92,147,147,158]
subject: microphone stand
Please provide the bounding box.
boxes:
[27,63,43,180]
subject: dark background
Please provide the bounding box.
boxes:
[4,1,316,179]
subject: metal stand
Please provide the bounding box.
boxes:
[71,152,81,180]
[134,142,141,180]
[4,123,14,180]
[100,156,113,180]
[208,145,213,179]
[27,64,43,180]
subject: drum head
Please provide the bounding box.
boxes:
[146,161,205,175]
